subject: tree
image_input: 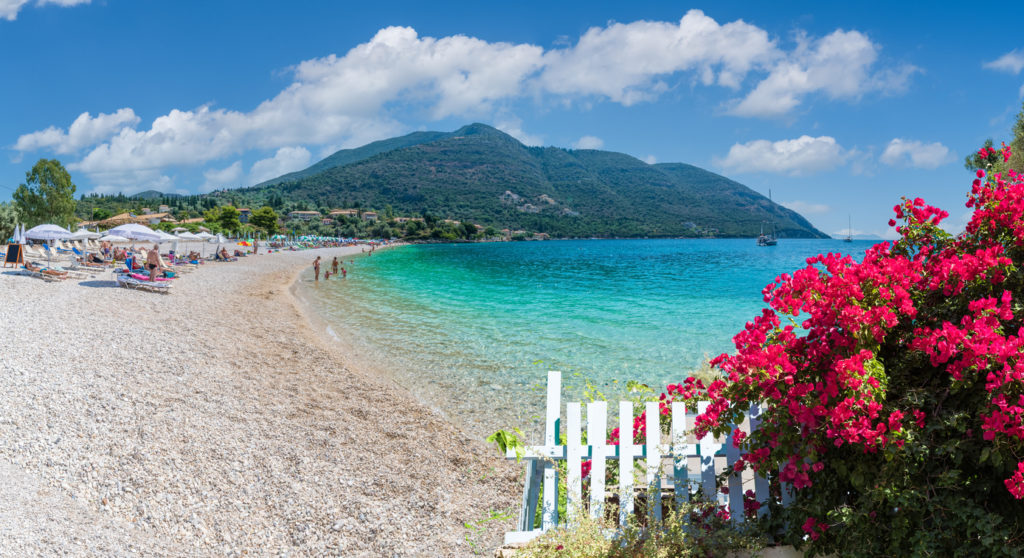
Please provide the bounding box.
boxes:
[460,222,478,239]
[216,206,242,233]
[92,207,112,221]
[13,159,77,227]
[679,143,1024,556]
[249,206,279,234]
[0,202,19,242]
[1009,101,1024,173]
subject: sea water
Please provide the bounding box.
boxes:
[298,239,874,437]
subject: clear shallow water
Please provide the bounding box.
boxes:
[298,239,874,436]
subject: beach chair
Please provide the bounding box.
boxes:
[22,262,68,282]
[74,246,110,267]
[41,244,72,263]
[48,264,91,279]
[114,271,172,293]
[24,245,45,260]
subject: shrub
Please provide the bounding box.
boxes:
[514,499,765,558]
[683,143,1024,556]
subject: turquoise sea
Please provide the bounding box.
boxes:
[297,239,875,436]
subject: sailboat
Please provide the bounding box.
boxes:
[758,188,778,246]
[843,215,853,242]
[757,221,777,246]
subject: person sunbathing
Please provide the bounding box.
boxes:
[24,261,68,279]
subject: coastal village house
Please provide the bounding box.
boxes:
[329,209,359,218]
[238,208,251,223]
[361,211,378,221]
[288,210,322,221]
[142,213,176,225]
[393,217,424,223]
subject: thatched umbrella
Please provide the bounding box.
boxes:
[98,212,140,228]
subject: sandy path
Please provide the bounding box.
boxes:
[0,247,519,556]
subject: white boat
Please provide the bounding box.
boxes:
[757,222,777,246]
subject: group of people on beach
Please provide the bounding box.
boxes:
[312,255,348,281]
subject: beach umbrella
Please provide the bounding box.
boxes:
[70,228,101,240]
[24,223,73,241]
[154,230,178,243]
[175,231,201,258]
[107,223,162,243]
[98,234,129,243]
[69,227,101,252]
[194,231,215,258]
[23,224,73,266]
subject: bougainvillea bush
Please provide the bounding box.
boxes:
[682,144,1024,556]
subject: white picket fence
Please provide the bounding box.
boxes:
[505,371,786,544]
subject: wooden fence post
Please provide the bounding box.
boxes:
[541,371,561,530]
[566,402,583,527]
[587,401,608,521]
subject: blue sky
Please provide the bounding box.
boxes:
[2,1,1023,238]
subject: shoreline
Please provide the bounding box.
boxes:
[288,253,540,442]
[0,247,518,556]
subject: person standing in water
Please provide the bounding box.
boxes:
[313,256,321,281]
[332,256,339,275]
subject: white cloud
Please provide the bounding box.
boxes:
[730,30,918,117]
[781,200,830,214]
[539,10,777,105]
[201,161,243,193]
[494,115,543,146]
[572,135,604,149]
[644,155,657,164]
[85,169,173,197]
[15,12,915,191]
[14,109,139,154]
[715,135,847,175]
[984,49,1024,74]
[879,138,951,169]
[249,146,312,185]
[1020,83,1024,99]
[0,0,31,20]
[1,0,88,21]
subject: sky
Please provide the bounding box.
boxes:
[2,1,1023,239]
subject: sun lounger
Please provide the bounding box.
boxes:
[22,262,68,281]
[114,271,172,293]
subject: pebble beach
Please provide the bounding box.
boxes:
[0,247,519,557]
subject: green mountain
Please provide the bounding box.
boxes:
[244,123,828,238]
[254,130,451,188]
[134,189,179,199]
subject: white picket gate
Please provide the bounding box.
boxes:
[505,371,783,545]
